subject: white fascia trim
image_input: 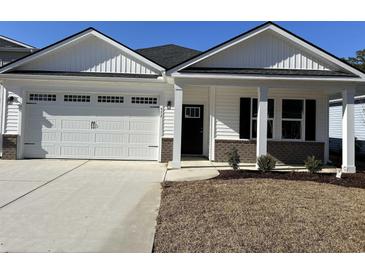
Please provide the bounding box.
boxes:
[0,73,166,83]
[0,47,35,52]
[0,35,34,49]
[171,72,365,83]
[0,30,93,73]
[330,94,365,103]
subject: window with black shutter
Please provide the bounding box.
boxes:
[305,99,316,141]
[239,98,251,139]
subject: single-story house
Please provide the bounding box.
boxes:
[329,95,365,155]
[0,22,364,173]
[0,35,36,155]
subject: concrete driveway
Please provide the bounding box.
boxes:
[0,159,166,252]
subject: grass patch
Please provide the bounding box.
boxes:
[154,178,365,252]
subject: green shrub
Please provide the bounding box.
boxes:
[304,156,322,173]
[227,148,241,171]
[257,155,276,172]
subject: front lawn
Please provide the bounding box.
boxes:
[154,177,365,252]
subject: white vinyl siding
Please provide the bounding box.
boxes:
[4,91,21,134]
[329,101,365,143]
[330,102,365,140]
[182,87,210,156]
[215,87,327,142]
[17,35,159,75]
[193,30,336,71]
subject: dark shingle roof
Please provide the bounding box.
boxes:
[180,67,358,78]
[5,70,160,78]
[136,44,201,69]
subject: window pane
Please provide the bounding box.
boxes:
[251,120,273,139]
[282,121,301,139]
[282,99,303,119]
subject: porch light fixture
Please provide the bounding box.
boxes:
[167,100,172,110]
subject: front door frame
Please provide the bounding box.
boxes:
[181,104,204,155]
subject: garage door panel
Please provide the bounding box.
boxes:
[61,145,90,157]
[95,133,129,144]
[61,120,91,130]
[24,94,160,161]
[129,133,157,144]
[95,120,129,131]
[93,146,128,158]
[61,132,92,143]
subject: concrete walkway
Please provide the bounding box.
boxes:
[0,160,166,252]
[165,158,337,182]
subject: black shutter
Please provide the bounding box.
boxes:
[240,98,251,139]
[305,99,316,141]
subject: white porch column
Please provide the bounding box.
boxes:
[208,86,216,161]
[171,85,183,168]
[256,86,268,163]
[342,88,356,173]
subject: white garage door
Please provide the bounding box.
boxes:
[24,93,160,160]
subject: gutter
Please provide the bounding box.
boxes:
[171,72,365,83]
[0,73,167,83]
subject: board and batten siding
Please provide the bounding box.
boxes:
[193,31,335,71]
[18,35,159,75]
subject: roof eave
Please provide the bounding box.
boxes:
[171,71,365,83]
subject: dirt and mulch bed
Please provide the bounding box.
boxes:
[154,175,365,253]
[217,170,365,189]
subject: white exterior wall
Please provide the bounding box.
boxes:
[183,87,210,156]
[193,31,336,71]
[214,86,327,143]
[18,36,159,75]
[161,86,210,156]
[329,101,365,153]
[330,103,365,140]
[1,79,172,159]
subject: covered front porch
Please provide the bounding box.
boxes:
[168,78,359,173]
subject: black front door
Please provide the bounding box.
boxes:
[182,104,204,155]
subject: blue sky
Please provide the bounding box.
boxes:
[0,21,364,58]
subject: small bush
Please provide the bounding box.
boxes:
[227,148,240,171]
[257,155,276,172]
[304,156,322,173]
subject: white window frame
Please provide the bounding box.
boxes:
[251,97,275,140]
[184,106,201,119]
[281,98,306,141]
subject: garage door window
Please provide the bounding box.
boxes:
[64,95,90,103]
[29,93,56,102]
[131,97,157,105]
[98,96,124,103]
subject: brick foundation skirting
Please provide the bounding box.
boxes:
[2,135,18,160]
[161,138,173,163]
[215,139,324,164]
